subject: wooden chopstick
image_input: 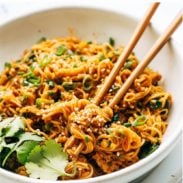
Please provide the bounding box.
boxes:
[94,2,160,105]
[109,11,183,108]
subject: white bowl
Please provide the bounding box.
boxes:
[0,4,183,183]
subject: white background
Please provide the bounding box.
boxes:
[0,1,182,183]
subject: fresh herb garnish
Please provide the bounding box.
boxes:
[62,82,76,91]
[48,90,61,102]
[39,55,52,68]
[109,37,115,46]
[110,85,120,93]
[0,117,43,166]
[30,64,35,71]
[4,62,11,68]
[123,122,132,127]
[37,37,47,43]
[99,54,105,61]
[80,56,87,62]
[112,113,120,122]
[107,141,112,147]
[82,75,93,91]
[44,123,52,133]
[87,41,92,44]
[73,63,78,68]
[133,115,147,127]
[165,100,170,109]
[124,59,133,69]
[84,135,90,143]
[46,80,55,89]
[23,72,41,87]
[17,141,40,164]
[35,98,42,108]
[25,140,76,180]
[139,142,159,159]
[55,45,67,56]
[123,115,147,127]
[149,100,162,110]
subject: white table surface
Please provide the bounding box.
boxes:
[0,1,182,183]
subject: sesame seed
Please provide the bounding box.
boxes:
[116,152,120,157]
[78,168,82,171]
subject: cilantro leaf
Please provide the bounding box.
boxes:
[25,140,75,180]
[0,116,43,166]
[42,140,68,170]
[19,132,43,142]
[1,132,43,166]
[16,141,40,164]
[0,117,25,152]
[139,142,159,159]
[0,117,25,137]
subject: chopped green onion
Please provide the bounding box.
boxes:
[73,63,78,68]
[123,122,132,127]
[110,85,120,93]
[35,98,42,108]
[124,59,133,69]
[62,82,76,91]
[46,80,55,88]
[28,54,37,62]
[4,62,11,68]
[80,56,87,62]
[112,113,120,122]
[23,72,41,87]
[82,75,93,91]
[30,64,35,71]
[139,142,159,159]
[55,45,67,56]
[48,91,61,102]
[149,100,162,110]
[39,55,52,68]
[44,123,52,132]
[109,37,115,46]
[165,101,169,109]
[22,95,29,104]
[84,135,90,143]
[99,54,105,61]
[87,41,92,44]
[124,116,147,127]
[106,128,112,135]
[48,91,54,96]
[107,141,112,147]
[132,115,147,127]
[37,37,47,43]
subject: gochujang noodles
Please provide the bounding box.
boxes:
[0,36,172,180]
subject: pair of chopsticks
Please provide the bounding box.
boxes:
[94,2,182,108]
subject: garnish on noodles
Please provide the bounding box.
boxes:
[0,36,172,180]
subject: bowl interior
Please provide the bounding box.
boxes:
[0,6,183,183]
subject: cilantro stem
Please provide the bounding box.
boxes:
[2,141,20,166]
